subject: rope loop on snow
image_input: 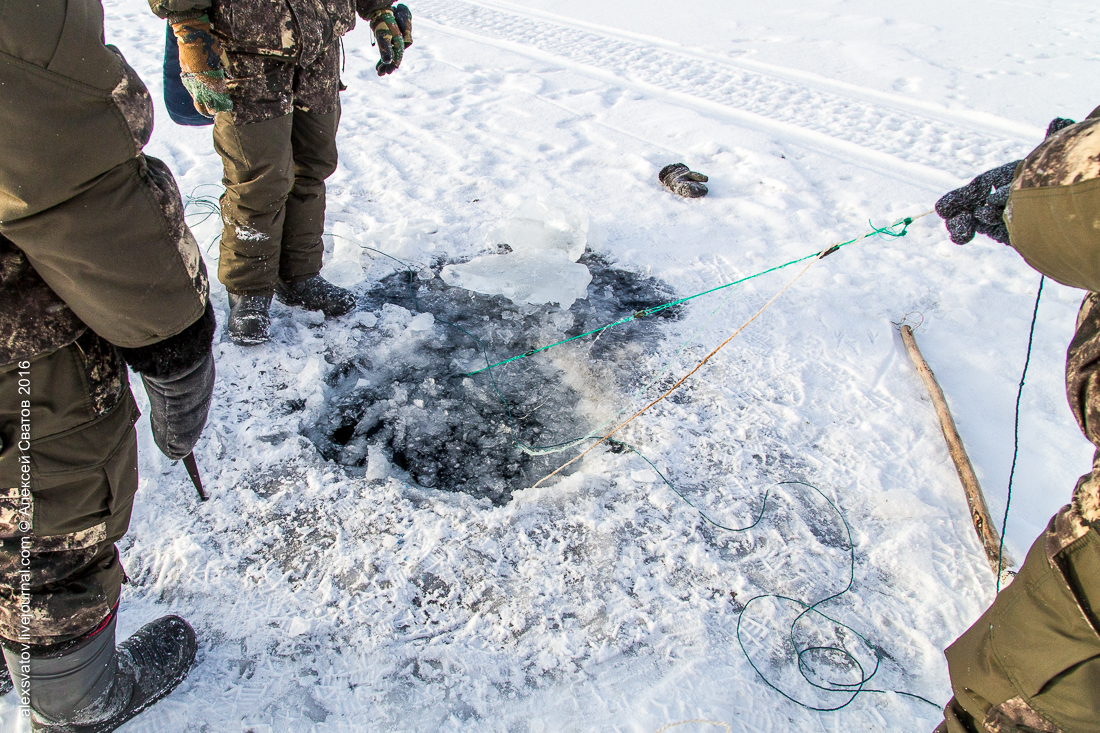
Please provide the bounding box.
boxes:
[622,451,942,713]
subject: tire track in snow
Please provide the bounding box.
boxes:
[416,0,1036,180]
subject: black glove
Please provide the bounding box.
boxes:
[1045,117,1076,138]
[118,303,216,460]
[935,161,1020,245]
[659,163,709,198]
[936,116,1077,246]
[370,4,413,76]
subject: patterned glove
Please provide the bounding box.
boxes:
[171,13,232,117]
[370,4,413,76]
[935,161,1019,245]
[935,117,1077,245]
[659,163,709,198]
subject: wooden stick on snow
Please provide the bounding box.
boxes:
[899,324,1014,579]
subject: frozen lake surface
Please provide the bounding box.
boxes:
[4,1,1096,731]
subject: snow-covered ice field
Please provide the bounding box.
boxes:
[4,1,1099,730]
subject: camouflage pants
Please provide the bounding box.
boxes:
[215,43,342,295]
[938,293,1100,733]
[0,332,138,646]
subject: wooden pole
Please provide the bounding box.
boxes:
[900,325,1014,579]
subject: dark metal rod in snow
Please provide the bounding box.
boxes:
[900,324,1014,581]
[182,452,208,502]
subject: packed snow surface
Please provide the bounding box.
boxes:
[4,1,1098,731]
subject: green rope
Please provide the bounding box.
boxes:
[997,275,1044,592]
[465,216,918,377]
[332,214,923,459]
[516,285,743,457]
[182,184,228,254]
[612,440,769,532]
[615,445,941,712]
[243,211,936,712]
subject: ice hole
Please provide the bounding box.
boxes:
[303,252,681,504]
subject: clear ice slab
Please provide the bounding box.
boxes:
[441,193,592,309]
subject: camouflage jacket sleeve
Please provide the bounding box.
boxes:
[0,0,208,357]
[1067,294,1100,453]
[148,0,212,21]
[1003,106,1100,292]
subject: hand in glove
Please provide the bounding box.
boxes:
[369,4,413,76]
[170,13,233,117]
[935,161,1020,245]
[935,116,1078,245]
[118,304,217,461]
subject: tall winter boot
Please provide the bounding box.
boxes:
[275,275,356,318]
[227,293,273,346]
[2,612,197,732]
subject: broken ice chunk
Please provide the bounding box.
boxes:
[442,192,593,309]
[493,192,589,261]
[407,312,435,332]
[440,249,592,310]
[286,617,310,637]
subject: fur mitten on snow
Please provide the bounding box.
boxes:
[659,163,709,198]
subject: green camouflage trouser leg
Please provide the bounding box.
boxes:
[939,509,1100,732]
[938,293,1100,733]
[214,42,341,295]
[0,332,139,646]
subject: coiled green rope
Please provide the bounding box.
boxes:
[617,442,941,713]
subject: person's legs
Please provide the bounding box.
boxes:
[213,113,295,297]
[267,42,355,317]
[280,41,341,284]
[215,52,296,297]
[0,332,138,648]
[0,334,196,728]
[280,105,339,284]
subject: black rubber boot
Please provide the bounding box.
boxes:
[226,293,272,345]
[2,613,197,732]
[659,163,709,198]
[275,275,356,318]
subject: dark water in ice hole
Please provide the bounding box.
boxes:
[303,252,681,504]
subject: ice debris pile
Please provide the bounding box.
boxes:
[302,253,680,503]
[440,193,594,309]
